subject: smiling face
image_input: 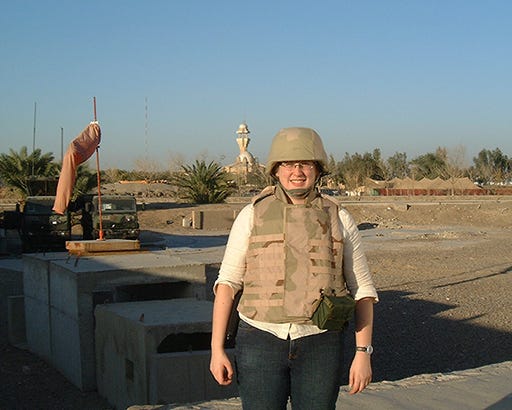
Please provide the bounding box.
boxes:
[274,161,320,203]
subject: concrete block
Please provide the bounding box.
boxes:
[24,295,51,360]
[149,350,237,405]
[7,295,26,346]
[22,253,68,300]
[23,250,208,392]
[0,258,23,341]
[51,306,98,390]
[50,263,80,317]
[192,210,237,230]
[22,253,70,364]
[95,299,220,410]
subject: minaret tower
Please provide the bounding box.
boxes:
[235,123,255,169]
[236,123,251,161]
[231,122,254,184]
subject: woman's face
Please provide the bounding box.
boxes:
[274,160,319,195]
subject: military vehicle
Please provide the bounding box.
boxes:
[80,195,139,240]
[2,188,140,253]
[18,196,71,252]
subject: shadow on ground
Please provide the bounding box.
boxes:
[141,228,512,385]
[342,289,512,384]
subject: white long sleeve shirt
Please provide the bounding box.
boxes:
[214,202,378,340]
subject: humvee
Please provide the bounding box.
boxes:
[80,195,139,240]
[19,196,71,252]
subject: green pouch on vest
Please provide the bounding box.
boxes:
[311,294,355,330]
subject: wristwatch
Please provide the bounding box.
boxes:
[356,345,373,355]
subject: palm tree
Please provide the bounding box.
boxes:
[172,160,232,204]
[0,147,59,196]
[73,163,98,199]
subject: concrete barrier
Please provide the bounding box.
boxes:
[23,250,207,392]
[0,258,23,341]
[148,350,236,406]
[95,299,237,409]
[22,252,76,362]
[191,210,238,230]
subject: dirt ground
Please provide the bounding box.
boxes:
[1,194,511,409]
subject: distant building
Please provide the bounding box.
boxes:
[224,123,264,183]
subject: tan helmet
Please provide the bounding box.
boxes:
[266,127,329,176]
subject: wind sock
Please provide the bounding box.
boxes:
[53,122,101,214]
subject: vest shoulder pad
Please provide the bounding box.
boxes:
[320,193,341,209]
[252,186,276,205]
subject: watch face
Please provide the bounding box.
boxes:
[356,345,373,354]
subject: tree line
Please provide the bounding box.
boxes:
[1,145,511,202]
[329,146,512,191]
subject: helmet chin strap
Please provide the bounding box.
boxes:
[277,182,313,199]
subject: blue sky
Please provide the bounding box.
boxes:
[1,1,511,170]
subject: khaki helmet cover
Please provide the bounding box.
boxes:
[266,127,329,176]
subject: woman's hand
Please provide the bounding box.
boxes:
[210,349,234,385]
[348,352,372,394]
[210,284,236,385]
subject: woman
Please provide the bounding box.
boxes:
[210,127,378,410]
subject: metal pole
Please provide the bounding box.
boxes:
[60,127,64,164]
[93,96,97,122]
[92,97,104,240]
[32,102,37,176]
[95,146,104,240]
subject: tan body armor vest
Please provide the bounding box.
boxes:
[238,186,349,324]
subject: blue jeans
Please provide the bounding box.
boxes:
[235,320,344,410]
